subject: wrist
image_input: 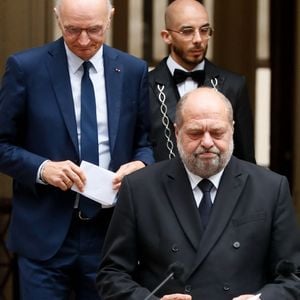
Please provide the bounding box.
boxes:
[39,160,49,184]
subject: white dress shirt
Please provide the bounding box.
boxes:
[184,165,224,207]
[65,44,111,169]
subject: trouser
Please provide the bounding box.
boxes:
[18,208,113,300]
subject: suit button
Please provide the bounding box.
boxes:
[184,285,192,293]
[223,283,230,291]
[233,241,240,249]
[171,244,179,252]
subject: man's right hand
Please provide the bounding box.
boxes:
[41,160,86,192]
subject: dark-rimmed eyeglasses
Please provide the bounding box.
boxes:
[167,26,213,40]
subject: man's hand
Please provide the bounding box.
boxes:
[161,294,192,300]
[41,160,86,192]
[112,160,145,190]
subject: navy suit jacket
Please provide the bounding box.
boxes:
[149,58,255,163]
[97,157,300,299]
[0,38,154,260]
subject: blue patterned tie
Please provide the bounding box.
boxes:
[79,61,101,218]
[198,179,214,229]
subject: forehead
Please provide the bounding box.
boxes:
[59,0,108,24]
[169,3,209,27]
[182,94,230,125]
[183,114,229,131]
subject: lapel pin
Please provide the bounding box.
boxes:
[114,68,121,72]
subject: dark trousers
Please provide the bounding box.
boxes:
[18,208,113,300]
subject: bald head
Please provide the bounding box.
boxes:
[165,0,209,29]
[175,87,234,129]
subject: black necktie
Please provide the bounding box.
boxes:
[198,179,214,229]
[79,61,101,219]
[173,69,205,85]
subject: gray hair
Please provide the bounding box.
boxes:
[55,0,113,16]
[175,87,234,127]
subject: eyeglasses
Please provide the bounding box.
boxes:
[63,24,107,39]
[167,26,213,40]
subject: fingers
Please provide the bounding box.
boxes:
[161,294,192,300]
[113,161,145,191]
[42,160,86,191]
[232,295,258,300]
[42,160,146,192]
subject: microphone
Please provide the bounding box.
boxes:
[144,262,185,300]
[276,260,300,281]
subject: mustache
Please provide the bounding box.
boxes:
[189,45,205,51]
[194,147,220,156]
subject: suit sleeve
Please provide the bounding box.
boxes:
[258,176,300,299]
[0,55,46,186]
[96,176,158,300]
[132,63,155,165]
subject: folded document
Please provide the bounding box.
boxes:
[71,160,117,206]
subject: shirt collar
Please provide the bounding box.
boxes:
[184,164,224,191]
[64,43,104,74]
[167,55,205,76]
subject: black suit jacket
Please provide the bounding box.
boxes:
[97,157,300,299]
[149,58,255,163]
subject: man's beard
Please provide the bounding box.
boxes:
[172,44,207,67]
[177,139,234,178]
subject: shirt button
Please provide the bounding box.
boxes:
[223,283,230,291]
[233,241,240,249]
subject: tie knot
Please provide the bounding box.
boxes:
[173,68,205,85]
[198,179,213,193]
[82,61,93,73]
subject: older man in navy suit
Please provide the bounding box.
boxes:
[0,0,154,299]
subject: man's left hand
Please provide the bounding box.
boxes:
[112,160,145,190]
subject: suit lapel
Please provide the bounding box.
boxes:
[103,45,123,152]
[151,59,179,122]
[188,157,248,277]
[152,59,226,122]
[204,59,225,91]
[46,38,79,155]
[163,158,203,251]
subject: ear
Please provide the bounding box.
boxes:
[106,8,115,30]
[53,7,59,20]
[53,7,63,30]
[161,29,173,46]
[109,7,115,19]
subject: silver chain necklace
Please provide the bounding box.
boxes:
[156,78,218,159]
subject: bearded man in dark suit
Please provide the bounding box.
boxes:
[97,87,300,300]
[149,0,255,163]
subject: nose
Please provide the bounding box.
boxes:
[201,132,214,148]
[77,30,90,46]
[192,29,202,43]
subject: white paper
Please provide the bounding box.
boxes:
[71,160,117,206]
